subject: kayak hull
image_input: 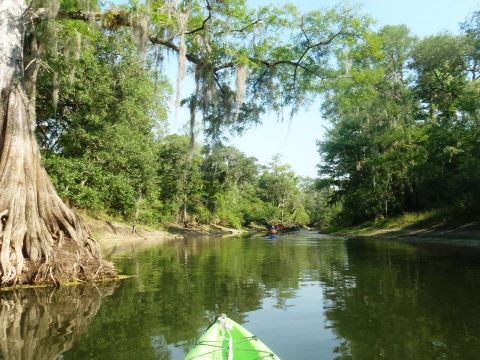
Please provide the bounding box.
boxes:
[185,315,280,360]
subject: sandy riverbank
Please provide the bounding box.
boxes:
[83,214,247,254]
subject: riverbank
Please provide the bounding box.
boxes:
[329,210,480,247]
[328,210,480,247]
[82,212,247,254]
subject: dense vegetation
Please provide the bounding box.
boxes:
[33,0,362,230]
[30,1,480,232]
[6,0,372,285]
[319,11,480,226]
[35,22,315,228]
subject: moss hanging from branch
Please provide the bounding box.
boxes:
[175,10,189,112]
[68,32,82,83]
[159,1,191,113]
[235,62,248,119]
[51,24,59,117]
[87,0,96,26]
[47,0,60,19]
[131,13,150,60]
[203,74,218,112]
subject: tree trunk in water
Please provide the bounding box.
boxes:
[0,0,116,286]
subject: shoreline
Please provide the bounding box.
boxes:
[84,214,249,254]
[85,211,480,249]
[329,224,480,248]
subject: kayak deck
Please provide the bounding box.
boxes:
[185,314,280,359]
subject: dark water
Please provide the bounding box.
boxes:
[1,232,480,359]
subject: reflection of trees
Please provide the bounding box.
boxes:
[0,284,115,360]
[323,239,480,360]
[65,234,348,359]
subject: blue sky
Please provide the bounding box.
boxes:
[169,0,480,177]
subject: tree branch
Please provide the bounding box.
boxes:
[185,0,212,35]
[148,35,203,65]
[31,5,345,98]
[227,18,264,34]
[30,8,132,26]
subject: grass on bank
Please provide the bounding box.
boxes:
[325,208,479,236]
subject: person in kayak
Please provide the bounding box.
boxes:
[266,224,278,237]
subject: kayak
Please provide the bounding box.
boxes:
[185,314,281,360]
[268,234,279,239]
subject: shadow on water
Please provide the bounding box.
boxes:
[0,284,116,360]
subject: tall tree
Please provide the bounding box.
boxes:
[157,134,205,224]
[319,25,418,224]
[410,31,480,210]
[0,1,116,286]
[257,155,306,224]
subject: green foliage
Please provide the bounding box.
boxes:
[155,138,314,228]
[411,34,468,116]
[43,155,104,211]
[320,25,419,224]
[319,11,480,227]
[214,189,244,229]
[302,179,341,228]
[157,134,205,223]
[37,18,169,221]
[257,156,306,224]
[29,0,374,229]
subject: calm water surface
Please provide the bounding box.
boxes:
[1,232,480,359]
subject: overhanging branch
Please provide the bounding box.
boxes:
[30,5,349,101]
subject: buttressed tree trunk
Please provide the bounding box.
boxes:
[0,0,116,286]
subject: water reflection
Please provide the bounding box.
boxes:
[325,239,480,359]
[64,234,348,359]
[0,284,116,360]
[12,233,480,360]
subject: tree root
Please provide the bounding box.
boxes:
[0,80,117,287]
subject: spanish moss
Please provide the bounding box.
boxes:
[131,13,150,61]
[175,10,189,113]
[235,62,248,119]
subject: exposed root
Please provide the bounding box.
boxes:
[0,84,117,287]
[30,239,117,286]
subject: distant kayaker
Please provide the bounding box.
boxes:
[268,224,278,235]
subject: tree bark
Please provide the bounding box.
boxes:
[0,0,116,286]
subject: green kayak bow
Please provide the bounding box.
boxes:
[185,314,281,360]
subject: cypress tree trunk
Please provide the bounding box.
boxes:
[0,0,116,286]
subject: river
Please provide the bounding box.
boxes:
[1,231,480,359]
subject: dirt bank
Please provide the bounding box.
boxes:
[83,214,246,255]
[166,223,245,237]
[335,220,480,247]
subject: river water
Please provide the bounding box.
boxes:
[1,232,480,359]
